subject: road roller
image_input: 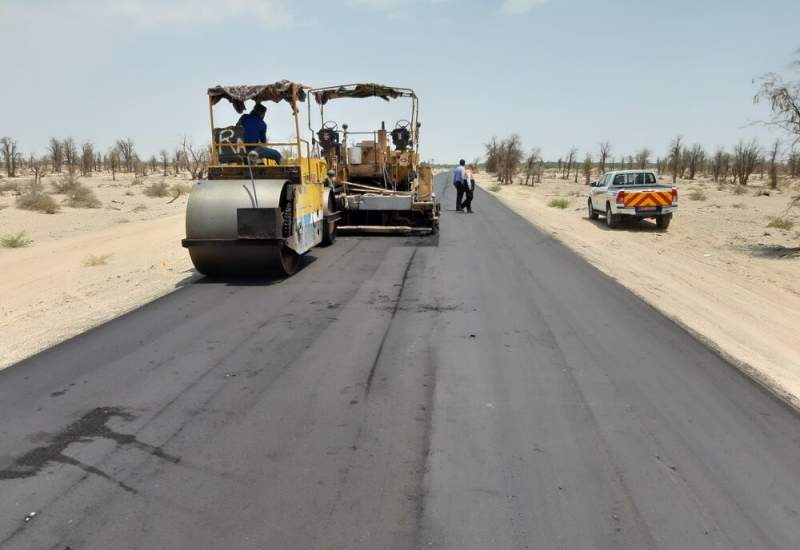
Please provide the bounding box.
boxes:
[182,81,339,276]
[308,83,439,235]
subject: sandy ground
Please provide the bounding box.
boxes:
[0,172,195,368]
[479,170,800,409]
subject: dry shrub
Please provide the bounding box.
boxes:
[489,184,502,192]
[131,204,148,213]
[767,218,794,230]
[124,190,134,196]
[16,192,60,214]
[688,189,707,201]
[0,180,21,195]
[548,198,570,209]
[51,172,81,194]
[170,182,193,196]
[66,184,101,208]
[1,231,33,248]
[732,203,746,209]
[130,176,144,186]
[144,181,169,197]
[82,253,113,266]
[732,185,747,195]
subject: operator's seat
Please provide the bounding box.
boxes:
[214,125,247,164]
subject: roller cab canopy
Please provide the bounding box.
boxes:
[311,83,416,105]
[208,81,309,113]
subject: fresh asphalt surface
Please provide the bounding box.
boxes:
[1,173,800,549]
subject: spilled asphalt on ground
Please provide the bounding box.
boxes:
[1,173,799,549]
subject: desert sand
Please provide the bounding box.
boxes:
[0,172,195,368]
[480,170,800,408]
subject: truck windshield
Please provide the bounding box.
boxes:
[612,172,657,185]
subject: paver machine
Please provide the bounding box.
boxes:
[181,81,339,276]
[309,83,439,234]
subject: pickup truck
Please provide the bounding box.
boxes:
[588,170,678,230]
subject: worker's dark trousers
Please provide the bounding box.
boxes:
[462,188,474,212]
[454,182,464,210]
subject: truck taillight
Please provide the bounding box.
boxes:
[616,191,626,205]
[671,188,678,203]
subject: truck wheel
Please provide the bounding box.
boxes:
[656,213,672,230]
[588,199,599,220]
[605,204,619,229]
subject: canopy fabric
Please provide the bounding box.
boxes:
[208,81,307,113]
[312,83,413,105]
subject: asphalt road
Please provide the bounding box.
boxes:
[1,173,799,549]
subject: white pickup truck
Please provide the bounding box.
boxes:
[588,170,678,230]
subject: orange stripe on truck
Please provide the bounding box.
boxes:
[624,191,672,207]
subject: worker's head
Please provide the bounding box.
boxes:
[327,170,335,178]
[253,103,267,119]
[459,159,466,166]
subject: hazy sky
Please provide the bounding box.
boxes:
[1,0,798,163]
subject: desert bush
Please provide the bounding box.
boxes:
[131,204,148,213]
[82,253,113,267]
[767,217,794,230]
[732,203,746,209]
[732,185,747,195]
[1,231,33,248]
[16,192,60,214]
[51,172,81,194]
[488,184,502,192]
[130,176,144,186]
[144,181,169,197]
[65,184,101,208]
[548,198,570,209]
[688,189,707,201]
[0,180,21,195]
[170,182,193,196]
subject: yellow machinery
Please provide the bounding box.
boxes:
[309,84,439,234]
[181,81,339,276]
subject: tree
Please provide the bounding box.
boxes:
[62,137,78,175]
[0,137,18,177]
[732,139,760,186]
[711,147,726,183]
[755,50,800,145]
[685,144,705,180]
[523,148,541,186]
[788,148,800,177]
[498,135,523,184]
[48,137,63,172]
[582,153,593,185]
[159,149,169,176]
[598,142,611,175]
[109,147,120,181]
[80,141,94,176]
[668,135,684,183]
[116,138,136,172]
[564,147,577,180]
[767,139,781,189]
[635,148,651,169]
[183,137,210,180]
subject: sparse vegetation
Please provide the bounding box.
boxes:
[688,189,707,201]
[767,217,795,230]
[170,182,193,196]
[1,231,33,248]
[732,184,748,195]
[548,198,570,209]
[50,172,81,194]
[132,204,148,213]
[732,203,747,209]
[65,183,101,208]
[144,181,170,197]
[488,184,502,193]
[82,253,113,267]
[16,192,60,214]
[0,180,21,195]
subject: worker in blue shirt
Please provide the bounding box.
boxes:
[238,103,282,164]
[453,159,466,211]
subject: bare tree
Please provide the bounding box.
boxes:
[30,155,48,186]
[115,138,136,172]
[668,135,684,183]
[598,142,611,175]
[732,139,760,186]
[183,137,210,180]
[685,144,705,180]
[789,148,800,177]
[62,138,78,175]
[80,141,94,176]
[711,147,726,183]
[0,137,18,177]
[582,153,593,185]
[108,147,120,181]
[523,148,541,186]
[48,137,63,172]
[635,148,651,169]
[499,135,523,184]
[767,139,781,189]
[754,50,800,145]
[483,136,500,174]
[159,149,169,176]
[564,147,576,180]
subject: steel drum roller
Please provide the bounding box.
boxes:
[184,179,300,275]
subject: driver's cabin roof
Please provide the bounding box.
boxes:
[208,81,308,113]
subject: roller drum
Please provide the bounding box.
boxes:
[184,179,299,275]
